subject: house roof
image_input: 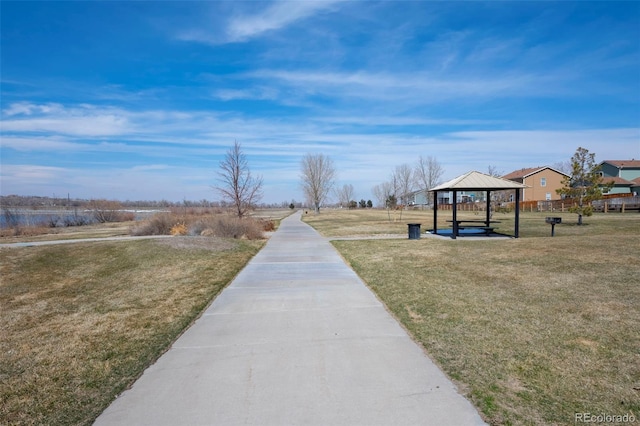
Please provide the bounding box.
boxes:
[430,171,528,192]
[601,160,640,169]
[603,176,634,186]
[502,166,569,180]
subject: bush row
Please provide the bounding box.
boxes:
[130,213,271,240]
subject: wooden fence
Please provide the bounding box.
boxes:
[592,196,640,213]
[436,196,640,213]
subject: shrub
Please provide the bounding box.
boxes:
[118,212,136,221]
[130,213,179,236]
[190,216,263,240]
[84,200,135,223]
[188,219,210,236]
[62,214,93,227]
[131,213,264,240]
[87,200,123,223]
[170,223,188,236]
[260,219,276,232]
[0,225,50,237]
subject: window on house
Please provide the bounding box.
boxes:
[540,177,546,187]
[546,193,551,201]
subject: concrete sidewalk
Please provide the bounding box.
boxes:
[94,212,485,426]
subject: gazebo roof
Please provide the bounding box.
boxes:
[430,171,528,191]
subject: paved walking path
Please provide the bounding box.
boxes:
[0,235,172,248]
[94,212,485,425]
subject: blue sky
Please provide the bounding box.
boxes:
[1,1,639,204]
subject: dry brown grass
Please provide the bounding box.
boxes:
[302,208,431,237]
[0,237,263,425]
[305,209,640,425]
[0,221,134,244]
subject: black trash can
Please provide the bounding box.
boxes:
[408,223,421,240]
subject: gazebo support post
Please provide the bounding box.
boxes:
[485,190,491,226]
[452,190,458,239]
[433,192,438,234]
[515,188,520,238]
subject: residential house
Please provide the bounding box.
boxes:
[502,166,569,202]
[599,160,640,195]
[406,189,430,206]
[406,188,480,206]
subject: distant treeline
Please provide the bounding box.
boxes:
[0,195,304,209]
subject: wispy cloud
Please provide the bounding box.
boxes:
[1,164,70,184]
[226,1,341,42]
[177,0,343,45]
[214,87,279,101]
[0,163,211,201]
[2,103,131,136]
[3,102,68,117]
[0,136,133,153]
[245,69,557,105]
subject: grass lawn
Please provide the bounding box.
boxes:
[304,209,640,425]
[0,237,263,425]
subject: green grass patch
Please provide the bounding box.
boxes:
[0,237,263,425]
[305,209,640,425]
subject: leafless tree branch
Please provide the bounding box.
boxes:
[300,153,336,213]
[215,141,263,218]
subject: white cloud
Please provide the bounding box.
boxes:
[313,115,500,127]
[130,164,172,171]
[226,1,342,42]
[214,87,279,101]
[448,129,639,154]
[2,102,64,117]
[0,136,82,152]
[1,103,132,136]
[0,164,69,183]
[0,163,212,201]
[246,69,557,104]
[2,116,130,137]
[176,0,343,45]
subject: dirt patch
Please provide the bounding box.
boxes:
[153,236,238,252]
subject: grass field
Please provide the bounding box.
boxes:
[0,237,263,425]
[304,209,640,425]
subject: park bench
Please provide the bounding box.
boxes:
[448,219,500,236]
[457,226,495,235]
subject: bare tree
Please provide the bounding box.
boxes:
[552,160,572,175]
[372,181,393,208]
[393,164,414,206]
[334,183,355,208]
[216,141,263,218]
[300,153,336,213]
[487,165,503,177]
[486,165,506,215]
[372,181,397,221]
[88,199,125,223]
[414,155,444,205]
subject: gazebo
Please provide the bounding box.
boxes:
[429,171,529,239]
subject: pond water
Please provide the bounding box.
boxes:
[0,209,163,228]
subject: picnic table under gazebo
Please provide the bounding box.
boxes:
[429,171,529,239]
